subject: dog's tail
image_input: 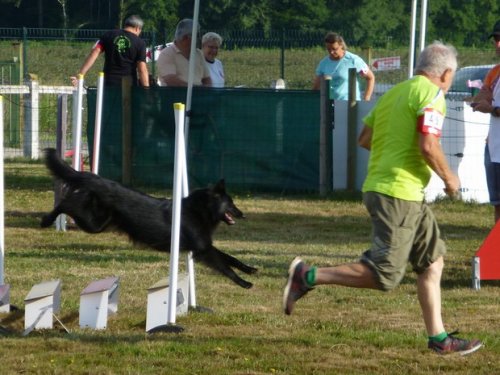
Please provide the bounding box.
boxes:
[44,148,86,187]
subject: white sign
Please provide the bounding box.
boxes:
[372,56,401,71]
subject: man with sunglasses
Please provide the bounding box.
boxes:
[471,20,500,224]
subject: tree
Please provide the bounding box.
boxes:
[0,0,498,48]
[268,0,330,31]
[347,0,407,46]
[181,0,274,31]
[430,0,500,46]
[132,0,179,39]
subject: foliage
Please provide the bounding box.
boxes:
[0,160,499,374]
[0,0,499,47]
[430,0,500,46]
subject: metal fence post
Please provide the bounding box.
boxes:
[22,27,28,81]
[280,28,285,80]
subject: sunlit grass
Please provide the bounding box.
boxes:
[0,160,499,374]
[0,41,494,89]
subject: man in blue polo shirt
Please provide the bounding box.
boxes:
[312,32,375,101]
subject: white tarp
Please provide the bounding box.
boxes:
[425,101,490,203]
[333,99,490,203]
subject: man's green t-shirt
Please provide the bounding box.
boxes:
[362,75,446,201]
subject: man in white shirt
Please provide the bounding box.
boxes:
[156,19,211,87]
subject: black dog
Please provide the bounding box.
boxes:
[41,148,257,288]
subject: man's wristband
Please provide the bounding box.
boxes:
[492,106,500,117]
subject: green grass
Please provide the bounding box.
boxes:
[1,41,497,89]
[0,160,499,374]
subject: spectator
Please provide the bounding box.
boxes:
[156,19,211,87]
[471,20,500,224]
[312,32,374,101]
[284,41,482,356]
[202,32,225,88]
[71,15,149,87]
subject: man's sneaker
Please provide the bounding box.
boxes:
[428,331,483,356]
[283,257,313,315]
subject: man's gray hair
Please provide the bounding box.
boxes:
[202,32,223,46]
[124,15,144,29]
[175,19,194,41]
[415,41,458,77]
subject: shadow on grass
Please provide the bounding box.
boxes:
[228,212,491,246]
[8,247,166,264]
[5,174,53,192]
[5,211,46,229]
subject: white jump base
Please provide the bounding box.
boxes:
[79,276,119,329]
[24,279,61,334]
[146,273,189,333]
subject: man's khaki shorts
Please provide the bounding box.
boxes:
[360,191,446,291]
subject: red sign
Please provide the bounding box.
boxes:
[372,56,401,71]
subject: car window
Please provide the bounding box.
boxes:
[450,65,494,93]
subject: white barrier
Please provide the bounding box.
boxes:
[1,81,75,159]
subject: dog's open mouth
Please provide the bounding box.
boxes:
[224,212,236,225]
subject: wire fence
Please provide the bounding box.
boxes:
[0,27,498,192]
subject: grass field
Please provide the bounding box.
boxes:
[1,40,497,89]
[0,159,499,374]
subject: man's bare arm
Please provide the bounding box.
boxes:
[419,133,460,197]
[358,125,372,150]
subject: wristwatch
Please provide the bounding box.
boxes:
[492,106,500,117]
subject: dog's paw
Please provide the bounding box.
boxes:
[240,265,258,275]
[40,214,54,228]
[239,280,253,289]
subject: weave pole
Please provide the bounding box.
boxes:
[165,102,187,332]
[0,95,9,313]
[91,72,105,174]
[184,0,201,310]
[72,74,85,171]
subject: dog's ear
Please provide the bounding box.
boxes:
[213,179,226,193]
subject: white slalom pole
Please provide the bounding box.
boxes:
[185,0,201,310]
[184,0,200,147]
[419,0,428,52]
[0,96,4,285]
[408,0,418,78]
[92,72,105,174]
[167,102,186,326]
[72,74,85,171]
[184,2,200,192]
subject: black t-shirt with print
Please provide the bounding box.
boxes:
[98,29,147,86]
